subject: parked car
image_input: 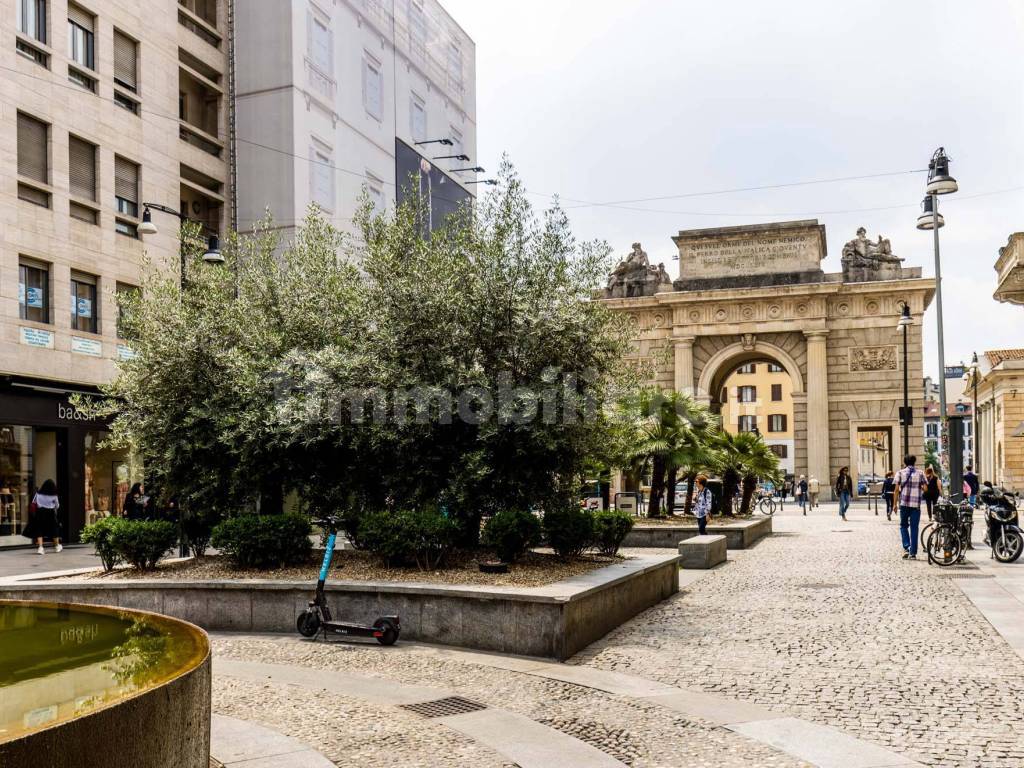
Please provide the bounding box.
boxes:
[673,482,689,509]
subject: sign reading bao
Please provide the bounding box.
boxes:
[673,220,827,280]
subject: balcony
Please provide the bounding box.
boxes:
[179,67,222,157]
[178,0,220,48]
[180,182,223,240]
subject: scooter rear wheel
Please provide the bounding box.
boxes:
[297,610,321,638]
[374,618,399,646]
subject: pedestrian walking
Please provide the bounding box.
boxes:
[835,466,853,521]
[964,465,979,506]
[923,466,942,521]
[797,475,808,514]
[882,470,896,520]
[122,483,148,520]
[895,455,927,560]
[808,475,820,508]
[23,479,62,555]
[693,474,712,535]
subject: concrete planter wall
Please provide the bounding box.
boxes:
[623,516,772,549]
[0,553,680,661]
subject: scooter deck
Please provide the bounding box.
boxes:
[322,621,380,637]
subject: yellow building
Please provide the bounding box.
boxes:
[719,361,795,475]
[972,349,1024,490]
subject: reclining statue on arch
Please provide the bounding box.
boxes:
[841,227,904,282]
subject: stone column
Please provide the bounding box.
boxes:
[804,330,831,498]
[671,335,696,395]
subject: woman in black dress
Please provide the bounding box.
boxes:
[923,466,942,521]
[26,479,62,555]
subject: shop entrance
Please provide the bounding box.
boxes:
[0,426,68,544]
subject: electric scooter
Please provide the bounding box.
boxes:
[296,516,400,645]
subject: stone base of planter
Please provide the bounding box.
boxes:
[0,553,680,661]
[678,535,727,569]
[623,516,772,550]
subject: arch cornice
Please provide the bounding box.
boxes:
[697,339,806,397]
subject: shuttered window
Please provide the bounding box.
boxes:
[17,112,48,183]
[69,136,96,200]
[68,4,94,69]
[113,30,137,91]
[114,156,139,217]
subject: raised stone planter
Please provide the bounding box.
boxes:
[678,534,727,569]
[0,553,680,661]
[623,516,772,550]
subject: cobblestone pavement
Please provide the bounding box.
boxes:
[212,635,809,767]
[574,504,1024,767]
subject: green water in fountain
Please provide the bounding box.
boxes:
[0,600,206,744]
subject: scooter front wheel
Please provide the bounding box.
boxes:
[297,609,321,638]
[993,530,1023,563]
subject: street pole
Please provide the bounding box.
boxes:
[902,314,910,461]
[930,193,948,475]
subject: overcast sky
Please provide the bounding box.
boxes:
[445,0,1024,379]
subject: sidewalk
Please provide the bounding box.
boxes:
[0,543,98,579]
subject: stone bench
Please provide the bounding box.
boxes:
[678,534,727,569]
[623,515,772,549]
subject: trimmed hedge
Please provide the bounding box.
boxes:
[358,508,457,570]
[211,513,312,569]
[108,519,178,571]
[481,509,542,563]
[80,516,123,571]
[543,506,594,560]
[591,509,634,556]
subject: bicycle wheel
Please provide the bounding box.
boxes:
[919,522,934,551]
[762,498,776,516]
[926,526,962,567]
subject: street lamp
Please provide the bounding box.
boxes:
[897,303,913,461]
[137,202,224,557]
[963,351,980,469]
[916,147,958,470]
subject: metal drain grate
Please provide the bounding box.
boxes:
[940,573,996,579]
[400,696,488,718]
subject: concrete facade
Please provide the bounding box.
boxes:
[605,220,934,499]
[234,0,477,242]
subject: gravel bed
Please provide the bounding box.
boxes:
[73,549,618,588]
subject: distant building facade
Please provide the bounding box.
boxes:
[973,349,1024,490]
[719,361,795,476]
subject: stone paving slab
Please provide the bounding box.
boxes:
[727,718,922,768]
[211,714,334,768]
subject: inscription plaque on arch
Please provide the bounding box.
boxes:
[673,220,827,280]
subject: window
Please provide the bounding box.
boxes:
[768,414,787,432]
[113,30,138,92]
[114,91,139,114]
[771,383,782,401]
[70,272,98,334]
[769,444,788,459]
[719,387,727,404]
[450,126,463,155]
[737,363,756,374]
[17,112,50,207]
[309,13,332,71]
[767,362,784,373]
[365,174,384,215]
[410,93,426,142]
[738,415,757,433]
[116,282,140,339]
[925,422,939,438]
[309,144,334,211]
[114,156,139,217]
[408,0,426,59]
[68,4,95,69]
[738,385,756,403]
[362,54,382,119]
[18,0,47,42]
[68,135,97,223]
[19,259,50,324]
[447,41,462,91]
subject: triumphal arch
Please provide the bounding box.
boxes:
[602,220,935,497]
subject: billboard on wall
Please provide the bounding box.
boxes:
[395,138,473,236]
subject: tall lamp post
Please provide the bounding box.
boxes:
[963,352,980,470]
[137,204,223,557]
[897,303,913,461]
[916,147,958,471]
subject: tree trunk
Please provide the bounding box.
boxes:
[649,454,666,517]
[665,466,678,515]
[740,474,757,515]
[683,471,697,515]
[722,468,740,515]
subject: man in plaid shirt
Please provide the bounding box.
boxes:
[894,454,928,559]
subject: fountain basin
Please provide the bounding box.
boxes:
[0,599,210,768]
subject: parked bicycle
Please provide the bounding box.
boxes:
[925,499,974,567]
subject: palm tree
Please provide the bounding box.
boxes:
[712,430,781,515]
[667,416,720,515]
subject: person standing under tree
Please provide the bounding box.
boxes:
[895,455,927,560]
[835,467,853,521]
[24,479,62,555]
[693,474,712,535]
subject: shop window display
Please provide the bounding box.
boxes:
[0,425,34,538]
[84,430,140,524]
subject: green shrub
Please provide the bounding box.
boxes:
[543,506,594,560]
[211,514,312,569]
[80,516,123,571]
[358,508,457,570]
[183,509,220,558]
[108,519,178,571]
[481,509,542,563]
[591,509,634,557]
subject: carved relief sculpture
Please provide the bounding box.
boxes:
[841,227,904,283]
[605,243,674,298]
[849,345,898,371]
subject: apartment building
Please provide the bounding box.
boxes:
[234,0,477,242]
[718,361,796,476]
[0,0,230,544]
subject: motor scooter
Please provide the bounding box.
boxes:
[979,485,1023,564]
[296,516,400,644]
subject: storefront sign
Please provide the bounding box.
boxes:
[116,343,139,360]
[19,326,54,349]
[58,402,93,421]
[71,337,102,357]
